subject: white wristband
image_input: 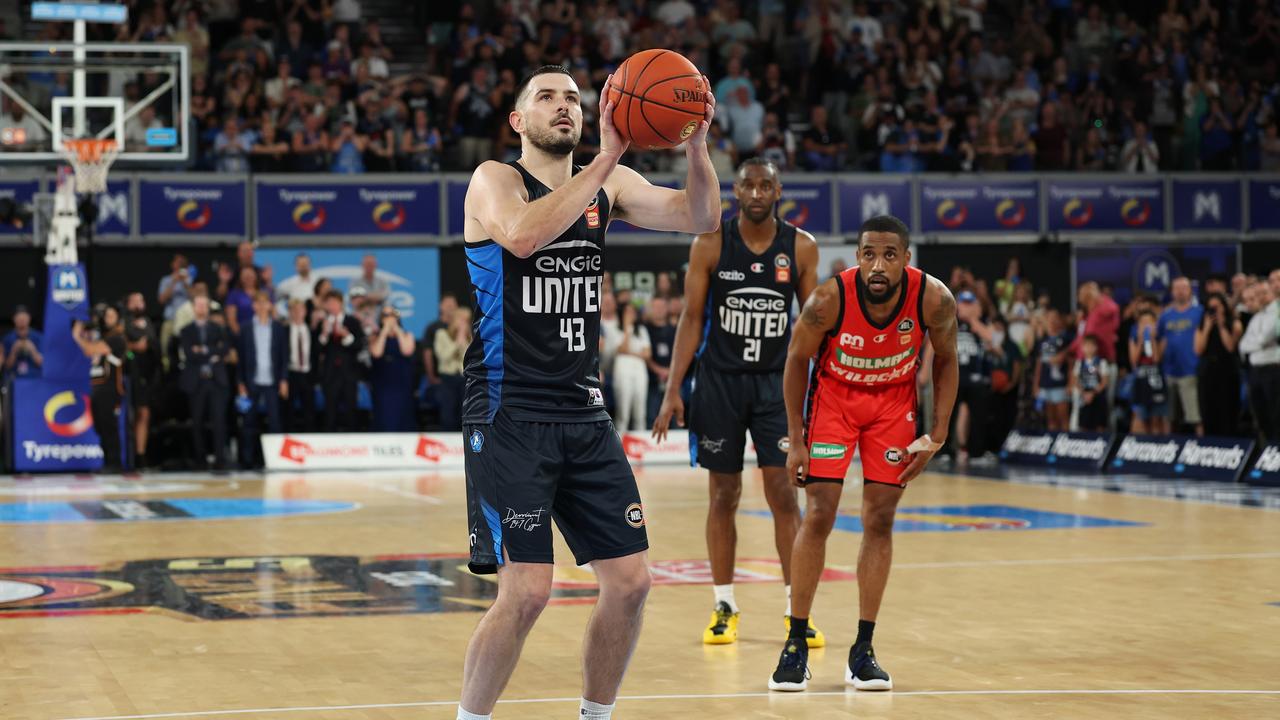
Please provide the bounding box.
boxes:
[906,434,944,454]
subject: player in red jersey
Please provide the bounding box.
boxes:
[768,215,958,692]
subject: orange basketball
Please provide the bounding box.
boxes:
[606,49,708,150]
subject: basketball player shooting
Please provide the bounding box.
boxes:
[456,65,719,720]
[651,158,825,648]
[768,216,959,692]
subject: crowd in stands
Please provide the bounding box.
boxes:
[8,0,1279,173]
[933,258,1280,466]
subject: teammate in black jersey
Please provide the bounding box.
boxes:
[457,66,719,720]
[651,158,820,647]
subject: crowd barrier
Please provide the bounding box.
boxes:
[3,172,1278,243]
[261,429,754,472]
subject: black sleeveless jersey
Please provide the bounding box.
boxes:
[956,319,990,385]
[463,161,610,423]
[697,217,798,373]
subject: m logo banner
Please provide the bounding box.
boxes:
[1171,180,1241,232]
[94,180,131,236]
[838,179,912,234]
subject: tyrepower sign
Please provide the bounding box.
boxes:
[1109,434,1254,483]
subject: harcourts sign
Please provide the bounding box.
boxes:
[1246,445,1280,487]
[1111,435,1253,482]
[1000,430,1113,470]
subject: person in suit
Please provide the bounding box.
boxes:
[317,288,364,431]
[284,298,319,431]
[238,291,289,468]
[179,295,231,470]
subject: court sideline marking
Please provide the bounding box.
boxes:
[59,689,1280,720]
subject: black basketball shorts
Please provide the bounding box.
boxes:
[687,365,789,474]
[464,410,649,574]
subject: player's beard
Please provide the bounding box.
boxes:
[742,202,775,224]
[863,274,901,304]
[526,119,580,157]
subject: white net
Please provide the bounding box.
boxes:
[60,139,119,194]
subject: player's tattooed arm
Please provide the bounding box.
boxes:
[925,276,959,445]
[800,278,839,330]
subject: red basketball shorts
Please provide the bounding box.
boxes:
[804,378,918,486]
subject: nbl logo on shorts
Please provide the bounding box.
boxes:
[469,430,484,453]
[884,447,905,465]
[625,503,645,528]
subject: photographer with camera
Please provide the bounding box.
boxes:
[3,305,43,380]
[72,306,128,473]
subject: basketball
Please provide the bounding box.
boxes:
[606,49,708,150]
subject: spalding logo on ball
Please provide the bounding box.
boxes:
[607,49,709,150]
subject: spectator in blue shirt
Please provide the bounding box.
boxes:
[3,305,43,379]
[1200,97,1235,170]
[1157,277,1204,434]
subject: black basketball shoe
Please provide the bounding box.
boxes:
[845,641,893,690]
[768,638,810,691]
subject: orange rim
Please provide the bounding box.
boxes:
[62,138,118,163]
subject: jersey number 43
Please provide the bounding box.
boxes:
[560,317,586,352]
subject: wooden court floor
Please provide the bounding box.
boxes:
[1,463,1278,719]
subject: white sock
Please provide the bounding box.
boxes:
[580,698,615,719]
[785,584,792,617]
[456,708,490,720]
[713,584,738,613]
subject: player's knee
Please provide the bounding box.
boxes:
[862,506,895,537]
[604,568,652,610]
[501,585,552,625]
[763,481,800,515]
[804,502,839,533]
[708,477,742,513]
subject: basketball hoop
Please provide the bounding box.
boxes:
[60,138,118,194]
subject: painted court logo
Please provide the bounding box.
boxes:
[811,443,846,459]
